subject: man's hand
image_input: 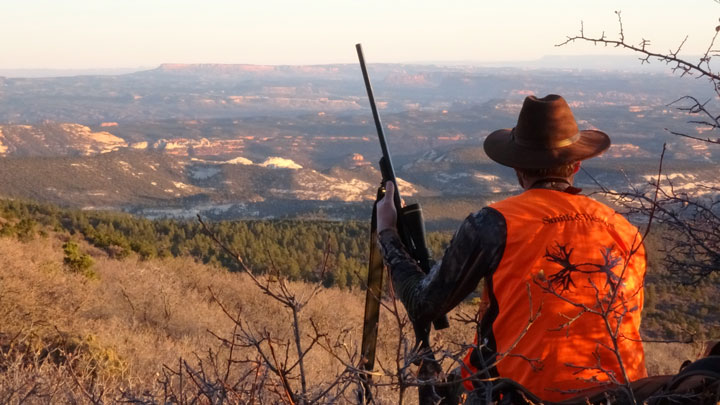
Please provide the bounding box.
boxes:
[376,181,397,234]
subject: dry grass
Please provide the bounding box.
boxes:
[0,234,708,403]
[643,341,708,376]
[0,234,423,402]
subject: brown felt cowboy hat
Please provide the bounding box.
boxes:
[483,94,610,169]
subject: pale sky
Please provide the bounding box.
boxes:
[0,0,717,68]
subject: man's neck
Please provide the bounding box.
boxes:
[528,177,571,191]
[526,178,582,194]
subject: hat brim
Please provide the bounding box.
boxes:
[483,128,610,169]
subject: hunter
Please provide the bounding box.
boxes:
[376,94,647,402]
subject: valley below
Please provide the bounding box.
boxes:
[0,62,718,228]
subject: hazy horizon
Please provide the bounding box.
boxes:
[0,54,682,78]
[0,1,715,70]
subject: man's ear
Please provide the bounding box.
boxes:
[572,161,581,174]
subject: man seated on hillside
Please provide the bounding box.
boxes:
[376,94,647,402]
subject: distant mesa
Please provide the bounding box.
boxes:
[510,89,536,97]
[158,63,275,73]
[130,142,148,149]
[150,63,348,79]
[628,106,651,113]
[100,122,119,127]
[384,72,432,87]
[344,153,371,168]
[262,86,297,96]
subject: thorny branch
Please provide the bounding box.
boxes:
[558,11,720,142]
[584,142,720,284]
[557,11,720,82]
[558,8,720,283]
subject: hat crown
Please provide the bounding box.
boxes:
[483,93,610,169]
[513,95,580,149]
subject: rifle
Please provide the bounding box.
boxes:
[356,43,450,405]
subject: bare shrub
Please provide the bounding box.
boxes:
[0,228,706,403]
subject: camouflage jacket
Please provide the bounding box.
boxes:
[378,206,506,327]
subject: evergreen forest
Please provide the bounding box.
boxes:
[1,198,717,342]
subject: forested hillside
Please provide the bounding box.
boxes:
[1,198,717,342]
[0,198,452,289]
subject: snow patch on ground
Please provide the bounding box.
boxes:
[643,173,697,182]
[117,161,131,172]
[634,172,720,197]
[260,157,302,169]
[139,203,246,220]
[173,182,192,190]
[225,157,253,165]
[294,170,372,201]
[660,181,720,197]
[395,177,418,196]
[267,170,369,201]
[190,166,222,180]
[266,169,417,202]
[474,173,500,182]
[0,129,7,155]
[435,172,470,182]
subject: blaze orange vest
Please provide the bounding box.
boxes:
[461,189,647,401]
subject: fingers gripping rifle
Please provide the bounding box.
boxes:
[356,43,450,405]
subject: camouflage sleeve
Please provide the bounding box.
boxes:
[378,207,507,326]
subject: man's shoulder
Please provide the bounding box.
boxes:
[462,206,506,234]
[448,207,507,254]
[468,206,504,222]
[491,189,611,211]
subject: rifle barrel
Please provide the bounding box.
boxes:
[355,43,402,204]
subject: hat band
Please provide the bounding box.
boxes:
[511,130,581,150]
